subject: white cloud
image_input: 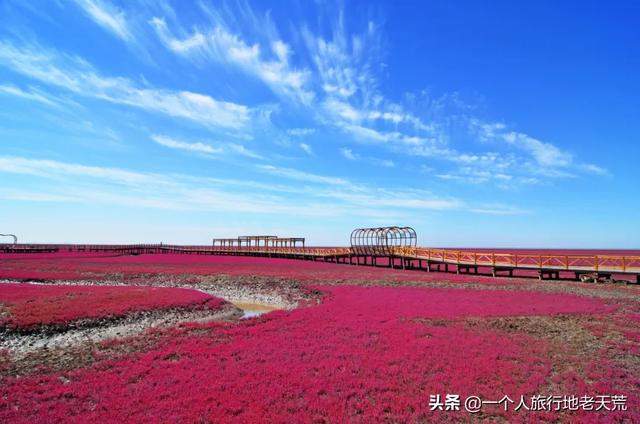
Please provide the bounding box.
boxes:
[150,5,434,153]
[579,163,610,176]
[0,84,59,107]
[340,147,358,160]
[339,147,394,168]
[301,16,379,104]
[146,5,452,174]
[84,2,605,194]
[258,165,348,185]
[0,189,79,203]
[150,20,206,53]
[0,41,251,130]
[228,143,263,159]
[436,164,543,189]
[502,131,572,168]
[0,156,327,215]
[299,143,313,155]
[342,123,428,146]
[150,18,313,103]
[151,134,221,155]
[326,189,463,211]
[474,120,507,141]
[437,169,500,185]
[301,16,436,154]
[468,204,528,216]
[287,128,315,136]
[72,0,132,41]
[302,11,604,185]
[0,156,160,186]
[468,119,608,180]
[324,98,362,122]
[454,152,510,167]
[0,156,526,218]
[373,159,395,168]
[151,135,262,159]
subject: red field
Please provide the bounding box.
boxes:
[0,283,225,330]
[1,252,639,422]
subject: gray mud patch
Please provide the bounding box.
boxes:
[1,274,314,308]
[195,276,304,310]
[0,276,316,376]
[1,304,241,358]
[0,304,241,377]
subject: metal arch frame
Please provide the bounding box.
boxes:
[350,226,417,256]
[0,233,17,244]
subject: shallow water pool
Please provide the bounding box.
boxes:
[232,302,281,319]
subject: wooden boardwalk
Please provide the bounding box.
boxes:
[1,244,639,283]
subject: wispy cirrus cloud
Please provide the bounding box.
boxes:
[579,163,609,176]
[0,156,525,218]
[0,40,251,131]
[227,143,263,159]
[0,84,61,107]
[299,143,313,155]
[468,203,529,216]
[141,2,606,190]
[150,17,313,103]
[257,164,348,185]
[287,128,315,137]
[151,134,222,155]
[72,0,132,42]
[299,9,607,186]
[339,147,357,161]
[298,15,449,162]
[0,156,161,186]
[147,3,439,155]
[471,119,573,169]
[340,147,394,168]
[151,134,263,159]
[436,169,524,187]
[323,188,463,211]
[502,131,572,168]
[469,118,608,178]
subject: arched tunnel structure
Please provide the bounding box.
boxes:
[350,226,417,256]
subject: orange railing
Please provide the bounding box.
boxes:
[405,248,640,273]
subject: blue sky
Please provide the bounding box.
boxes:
[0,0,638,247]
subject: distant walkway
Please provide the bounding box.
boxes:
[1,244,639,284]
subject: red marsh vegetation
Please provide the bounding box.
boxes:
[1,252,639,422]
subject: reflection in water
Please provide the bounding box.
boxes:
[232,302,281,319]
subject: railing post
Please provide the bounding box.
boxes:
[622,256,626,272]
[565,255,569,270]
[594,256,599,272]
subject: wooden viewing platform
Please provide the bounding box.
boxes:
[1,243,639,284]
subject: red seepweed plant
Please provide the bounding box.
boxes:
[2,284,632,422]
[0,283,225,330]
